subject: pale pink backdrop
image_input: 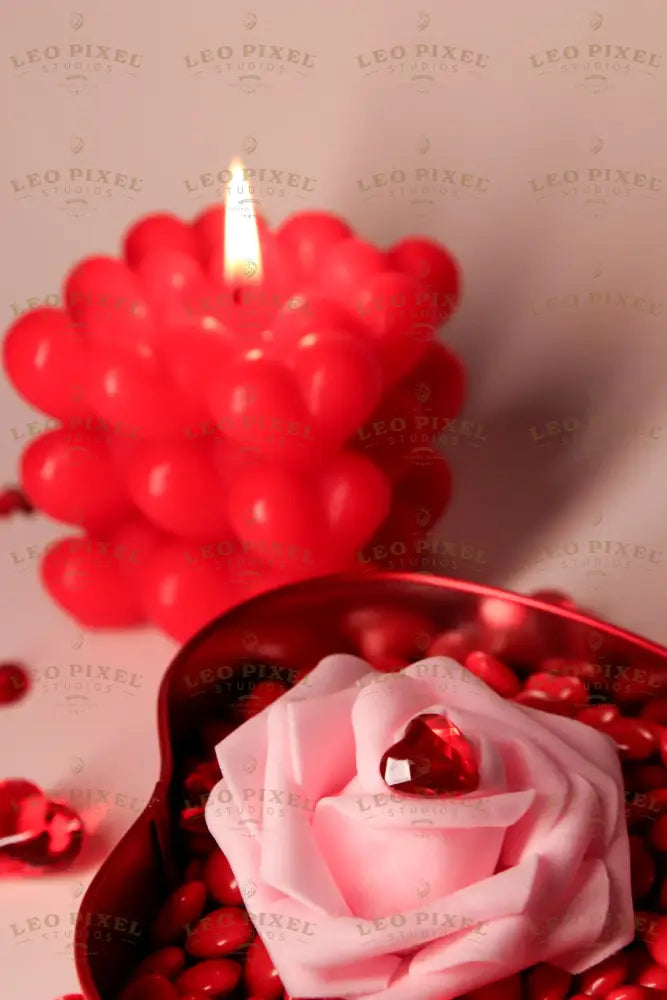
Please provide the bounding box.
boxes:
[1,1,666,996]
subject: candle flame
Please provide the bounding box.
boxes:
[224,158,262,285]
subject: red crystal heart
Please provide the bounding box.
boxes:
[380,713,480,796]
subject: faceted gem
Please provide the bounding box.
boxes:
[0,781,84,872]
[380,713,479,796]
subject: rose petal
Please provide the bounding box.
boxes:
[213,710,270,835]
[287,686,359,800]
[269,855,542,966]
[535,858,610,969]
[522,710,627,846]
[285,653,372,702]
[260,700,350,915]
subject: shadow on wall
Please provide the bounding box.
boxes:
[436,219,664,586]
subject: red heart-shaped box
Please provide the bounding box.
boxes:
[75,572,667,999]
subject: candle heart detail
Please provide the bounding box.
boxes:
[352,271,437,384]
[228,451,392,572]
[380,713,480,796]
[208,333,383,467]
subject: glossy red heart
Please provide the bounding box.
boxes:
[207,335,382,467]
[228,451,391,573]
[352,271,436,384]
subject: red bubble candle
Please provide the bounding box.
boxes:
[3,158,465,641]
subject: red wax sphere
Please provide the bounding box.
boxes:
[185,906,252,958]
[244,936,284,1000]
[135,249,205,325]
[387,235,461,323]
[269,291,363,357]
[0,662,30,705]
[139,541,244,642]
[208,355,314,466]
[276,211,353,284]
[65,255,158,363]
[320,238,386,302]
[228,463,321,570]
[203,850,243,905]
[85,353,201,441]
[229,453,390,574]
[110,516,167,584]
[353,271,435,383]
[20,428,131,529]
[161,318,236,408]
[126,441,233,541]
[3,308,89,419]
[124,213,199,268]
[291,330,383,449]
[319,451,392,558]
[41,536,146,627]
[399,341,467,426]
[175,959,241,998]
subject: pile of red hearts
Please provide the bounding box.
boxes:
[2,210,465,642]
[109,594,667,1000]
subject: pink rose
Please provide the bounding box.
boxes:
[205,655,633,1000]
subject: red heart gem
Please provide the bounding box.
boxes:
[0,781,84,872]
[380,713,479,796]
